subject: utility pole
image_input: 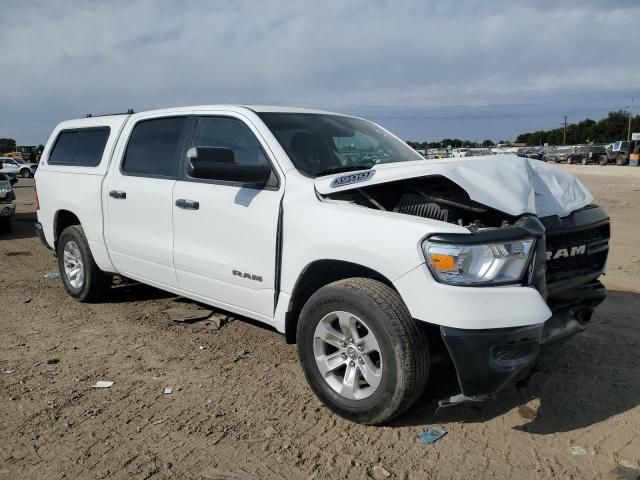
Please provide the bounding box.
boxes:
[628,96,634,142]
[563,115,567,146]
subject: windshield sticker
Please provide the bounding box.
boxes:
[330,170,375,188]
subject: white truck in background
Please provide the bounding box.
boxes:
[35,105,610,424]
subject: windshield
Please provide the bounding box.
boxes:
[258,113,423,177]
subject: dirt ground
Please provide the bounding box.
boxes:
[1,165,639,480]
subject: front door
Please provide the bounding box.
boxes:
[172,114,283,321]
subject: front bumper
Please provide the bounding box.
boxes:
[441,280,605,397]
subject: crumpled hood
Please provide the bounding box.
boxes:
[315,155,593,218]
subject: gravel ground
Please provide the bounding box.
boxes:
[1,165,639,480]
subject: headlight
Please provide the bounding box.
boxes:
[423,238,534,285]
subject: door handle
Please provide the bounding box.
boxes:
[175,198,199,210]
[109,190,126,199]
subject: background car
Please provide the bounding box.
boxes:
[603,141,631,165]
[0,157,38,178]
[0,157,38,177]
[566,145,607,165]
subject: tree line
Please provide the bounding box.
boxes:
[515,111,638,146]
[407,110,637,148]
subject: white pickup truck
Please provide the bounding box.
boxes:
[35,105,610,424]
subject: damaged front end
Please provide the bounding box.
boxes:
[320,170,610,399]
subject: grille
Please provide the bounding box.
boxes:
[545,223,609,284]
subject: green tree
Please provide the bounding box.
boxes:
[0,138,16,155]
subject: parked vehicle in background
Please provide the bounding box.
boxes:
[543,147,574,163]
[516,148,544,160]
[0,157,38,177]
[0,168,16,233]
[566,146,607,165]
[35,105,610,424]
[603,141,631,166]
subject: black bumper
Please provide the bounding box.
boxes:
[35,221,52,250]
[441,281,605,397]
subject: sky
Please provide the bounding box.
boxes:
[1,0,639,145]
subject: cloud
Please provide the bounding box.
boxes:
[1,0,638,143]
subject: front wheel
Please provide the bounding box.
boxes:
[599,155,608,166]
[616,155,628,166]
[57,225,111,302]
[20,168,31,178]
[297,278,429,425]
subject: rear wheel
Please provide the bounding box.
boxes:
[581,157,587,165]
[567,157,573,164]
[20,168,31,178]
[599,155,608,166]
[616,154,628,166]
[297,278,429,425]
[57,225,111,302]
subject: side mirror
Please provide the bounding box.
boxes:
[186,147,273,186]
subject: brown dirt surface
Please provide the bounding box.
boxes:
[1,166,639,479]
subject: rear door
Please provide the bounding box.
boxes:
[172,113,284,321]
[104,115,190,288]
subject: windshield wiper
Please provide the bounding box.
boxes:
[315,163,375,177]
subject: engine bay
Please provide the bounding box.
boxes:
[322,175,517,230]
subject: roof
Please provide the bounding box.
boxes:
[58,105,348,128]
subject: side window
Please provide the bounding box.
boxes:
[122,117,187,177]
[48,131,78,165]
[48,128,110,166]
[192,117,270,167]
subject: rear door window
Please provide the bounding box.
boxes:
[48,128,110,166]
[122,117,187,178]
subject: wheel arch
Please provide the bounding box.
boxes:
[284,259,398,344]
[53,209,82,250]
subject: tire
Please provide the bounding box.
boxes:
[57,225,111,302]
[20,168,31,178]
[0,217,11,234]
[616,155,628,166]
[297,278,429,425]
[599,155,608,166]
[567,157,572,164]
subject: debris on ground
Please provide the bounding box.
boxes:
[207,314,232,330]
[418,427,447,444]
[518,405,539,420]
[570,446,587,455]
[163,387,173,394]
[164,306,213,323]
[6,251,32,256]
[371,464,392,479]
[92,380,114,389]
[46,358,60,365]
[43,272,61,280]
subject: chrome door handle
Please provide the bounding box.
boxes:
[175,198,199,210]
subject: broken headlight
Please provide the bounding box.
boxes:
[423,239,534,285]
